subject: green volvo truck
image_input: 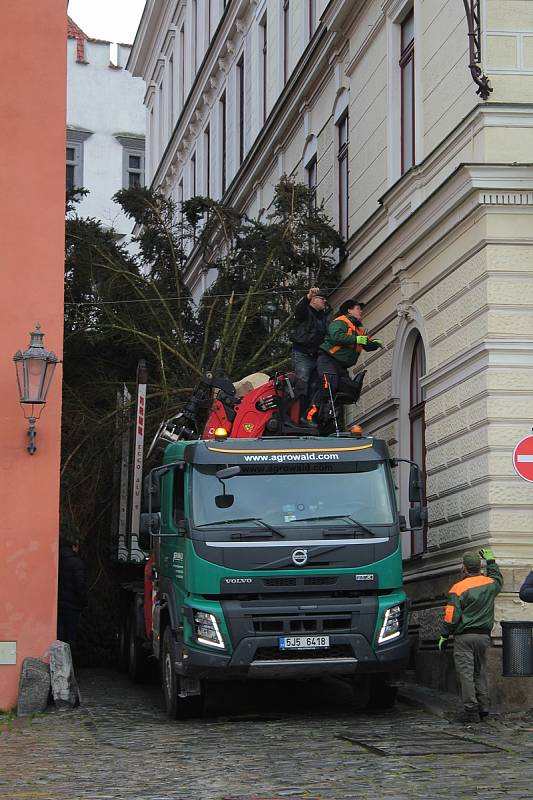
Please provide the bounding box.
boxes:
[118,401,426,717]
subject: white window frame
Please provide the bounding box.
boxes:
[203,122,211,197]
[235,49,246,168]
[391,308,428,561]
[178,22,185,113]
[219,88,227,197]
[66,128,92,192]
[258,10,268,126]
[384,0,423,186]
[115,136,145,189]
[302,135,318,188]
[333,89,349,242]
[307,0,317,40]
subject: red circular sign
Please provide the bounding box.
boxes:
[513,435,533,483]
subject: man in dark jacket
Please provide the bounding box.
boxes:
[519,569,533,602]
[438,549,503,723]
[290,287,329,417]
[315,299,382,402]
[57,538,87,652]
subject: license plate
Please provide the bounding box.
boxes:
[279,635,330,650]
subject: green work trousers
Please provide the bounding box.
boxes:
[453,632,491,713]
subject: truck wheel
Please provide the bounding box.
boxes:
[368,676,397,710]
[161,627,203,720]
[128,609,148,683]
[117,615,129,672]
[349,676,371,710]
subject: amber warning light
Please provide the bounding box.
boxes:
[214,427,228,441]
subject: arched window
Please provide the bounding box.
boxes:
[409,333,426,556]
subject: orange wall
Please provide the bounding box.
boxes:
[0,2,66,709]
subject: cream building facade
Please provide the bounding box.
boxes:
[129,0,533,703]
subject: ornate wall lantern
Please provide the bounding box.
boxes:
[13,324,60,454]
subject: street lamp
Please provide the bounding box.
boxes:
[13,324,60,455]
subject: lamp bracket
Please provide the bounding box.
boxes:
[462,0,493,100]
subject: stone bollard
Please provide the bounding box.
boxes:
[49,640,80,709]
[17,657,51,716]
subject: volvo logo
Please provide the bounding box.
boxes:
[291,548,308,566]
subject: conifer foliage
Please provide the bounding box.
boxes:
[62,179,342,661]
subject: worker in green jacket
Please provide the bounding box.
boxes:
[438,549,503,724]
[314,299,383,408]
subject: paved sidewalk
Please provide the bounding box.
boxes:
[1,669,532,800]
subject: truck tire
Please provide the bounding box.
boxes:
[161,627,203,719]
[128,608,149,683]
[368,676,397,710]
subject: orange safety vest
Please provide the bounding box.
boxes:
[328,315,366,355]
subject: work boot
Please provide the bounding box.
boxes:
[457,709,480,724]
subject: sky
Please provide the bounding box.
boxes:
[68,0,146,44]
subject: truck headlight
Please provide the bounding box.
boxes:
[378,604,403,644]
[193,610,225,649]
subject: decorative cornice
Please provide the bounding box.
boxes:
[144,80,157,106]
[114,134,145,149]
[66,127,93,143]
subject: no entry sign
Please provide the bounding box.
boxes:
[513,434,533,483]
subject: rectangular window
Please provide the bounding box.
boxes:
[337,114,349,241]
[177,177,184,235]
[400,11,415,174]
[192,0,198,73]
[66,141,83,192]
[306,155,317,206]
[158,83,164,151]
[283,1,290,85]
[168,54,174,134]
[127,153,143,187]
[179,25,185,111]
[191,151,196,197]
[204,124,211,196]
[220,90,227,195]
[237,53,245,166]
[120,142,145,189]
[259,14,268,123]
[309,0,316,38]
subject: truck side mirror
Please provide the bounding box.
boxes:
[144,473,162,513]
[409,504,428,530]
[139,512,160,549]
[215,465,240,508]
[409,463,425,504]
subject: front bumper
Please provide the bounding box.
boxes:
[177,633,409,680]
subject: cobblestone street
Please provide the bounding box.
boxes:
[1,669,532,800]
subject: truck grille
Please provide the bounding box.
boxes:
[262,576,338,587]
[254,644,353,661]
[252,615,352,635]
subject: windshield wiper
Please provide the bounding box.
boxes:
[196,517,285,537]
[287,513,376,537]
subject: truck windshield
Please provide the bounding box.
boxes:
[191,461,394,529]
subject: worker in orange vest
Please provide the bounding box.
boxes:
[313,299,382,410]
